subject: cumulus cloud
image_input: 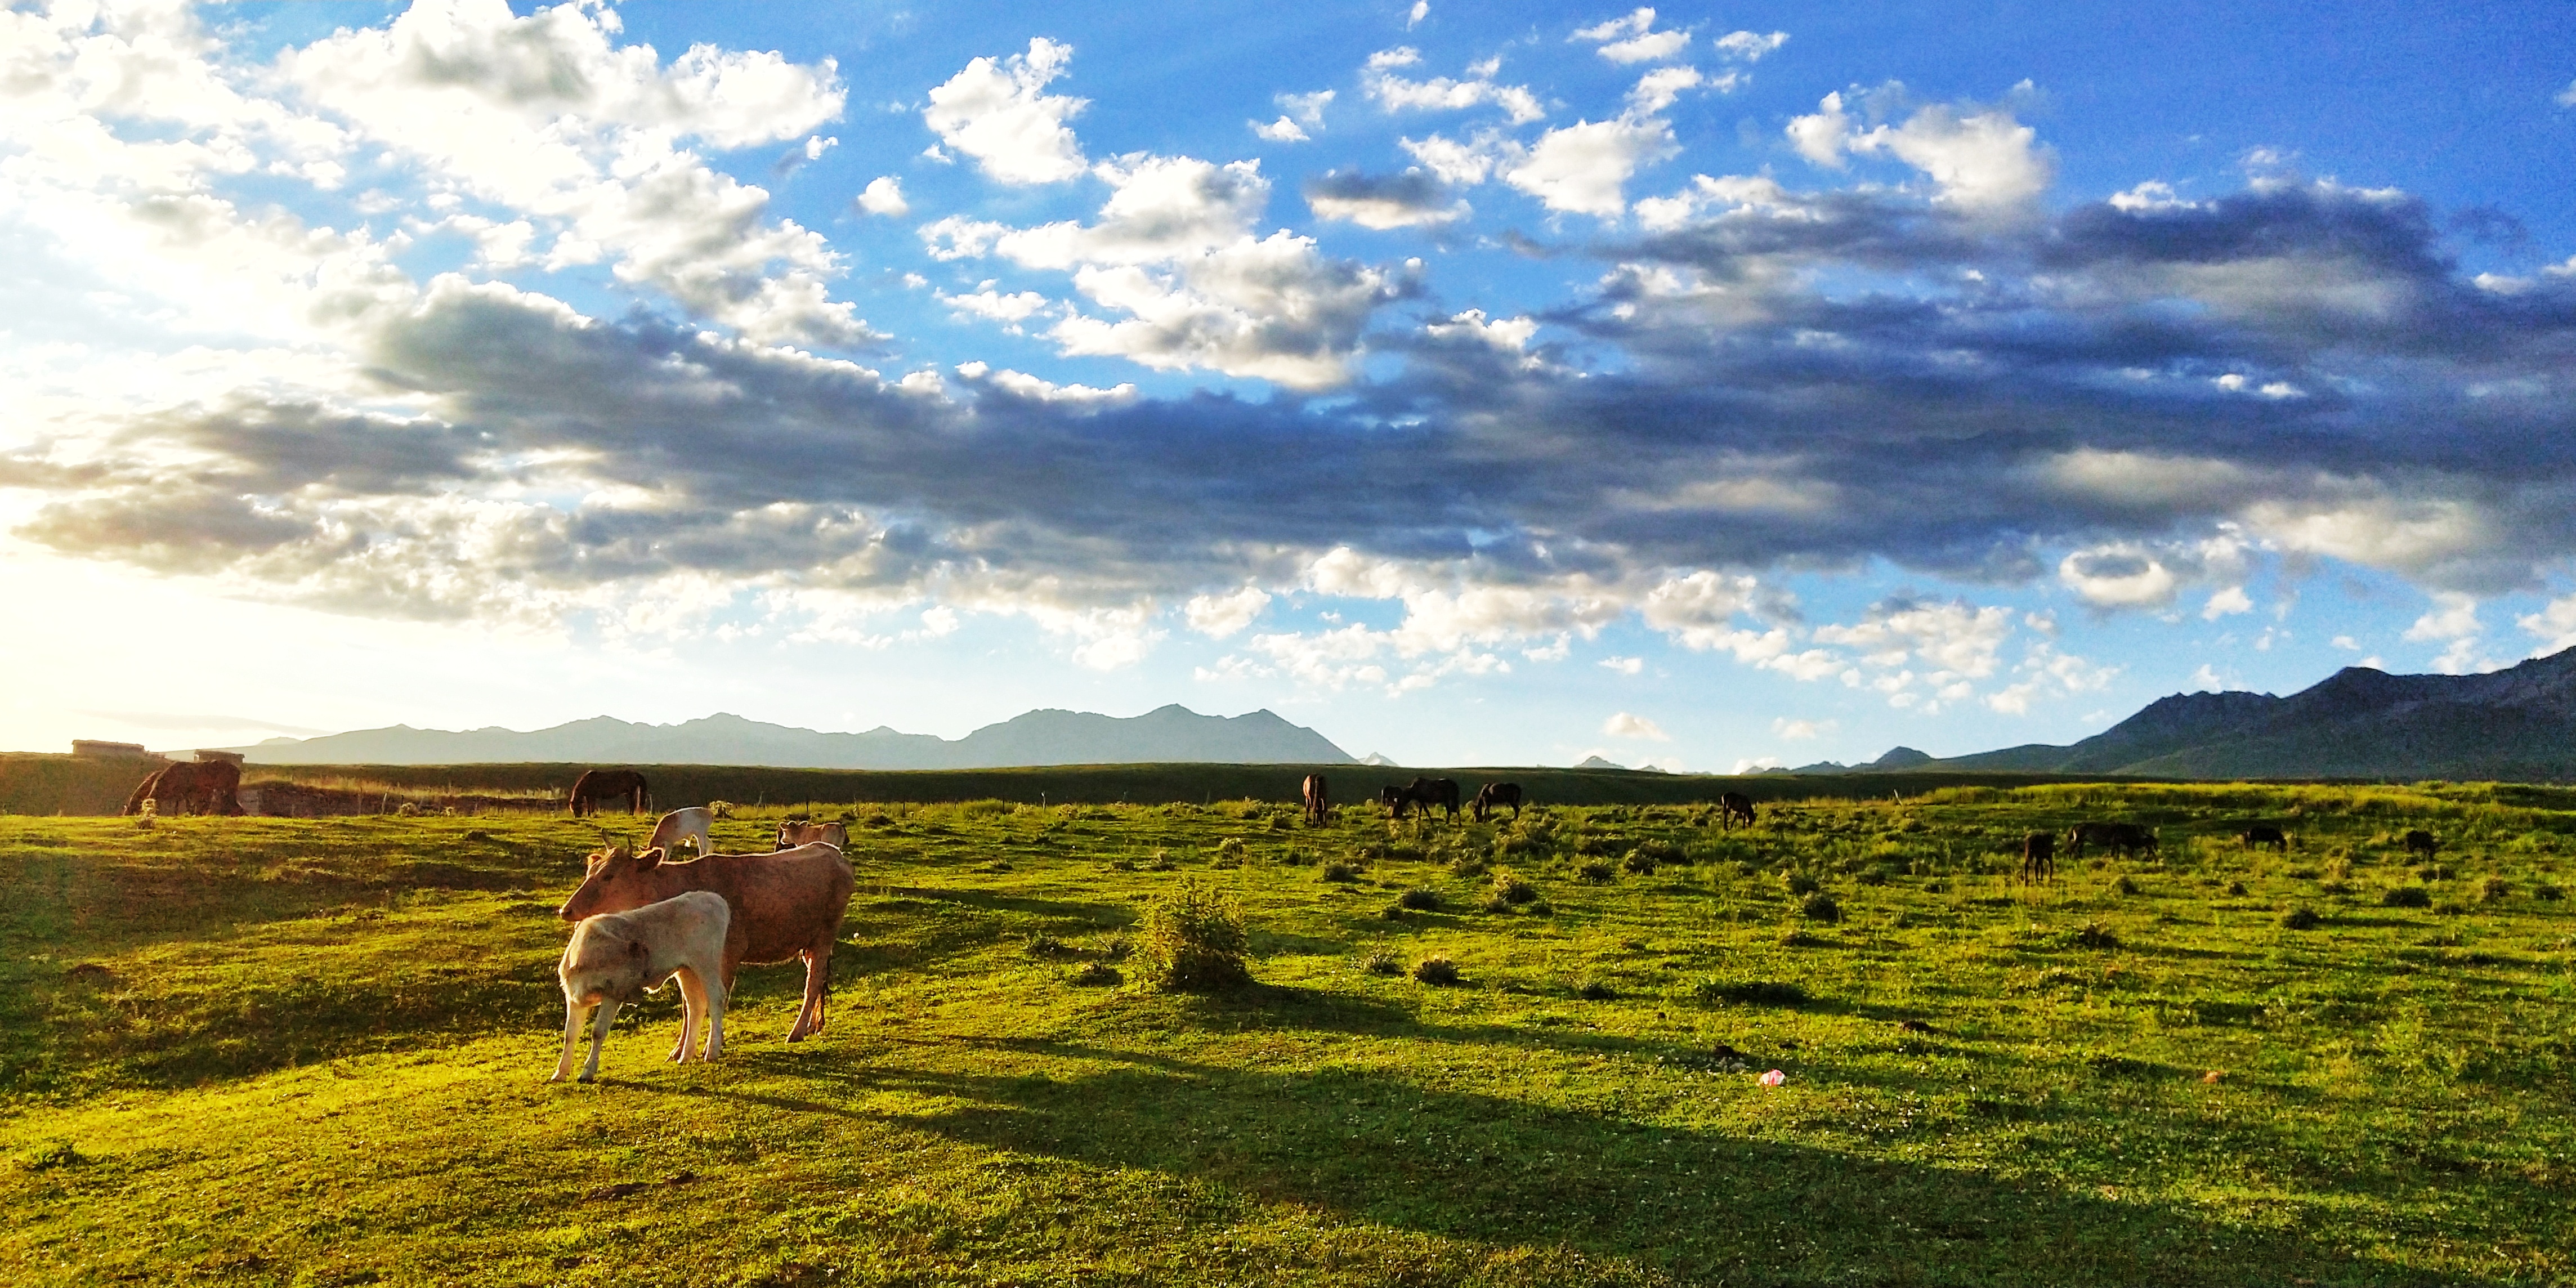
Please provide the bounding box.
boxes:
[1572,10,1693,64]
[1715,30,1789,61]
[1362,47,1545,124]
[1304,168,1469,228]
[1773,716,1833,739]
[856,176,909,216]
[1787,85,2054,213]
[1184,585,1272,637]
[923,38,1089,185]
[1603,711,1670,740]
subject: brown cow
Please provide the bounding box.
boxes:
[1302,773,1330,826]
[560,843,855,1041]
[121,761,245,816]
[569,768,649,817]
[774,819,848,850]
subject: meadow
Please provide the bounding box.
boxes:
[2,781,2571,1286]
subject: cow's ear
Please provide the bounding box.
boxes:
[635,847,662,870]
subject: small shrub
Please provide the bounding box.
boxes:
[2111,875,2138,896]
[1398,887,1444,912]
[1448,855,1489,879]
[1575,978,1617,1001]
[1148,850,1178,872]
[1320,861,1360,883]
[1024,934,1081,958]
[1800,892,1842,923]
[1526,900,1555,916]
[1108,858,1139,873]
[1067,962,1123,987]
[2222,880,2247,897]
[1576,860,1616,884]
[1414,956,1461,986]
[2069,922,2119,950]
[1488,869,1538,905]
[396,801,421,817]
[708,801,736,819]
[1777,927,1821,947]
[2537,883,2566,901]
[1696,978,1809,1007]
[2382,885,2433,909]
[1361,951,1403,976]
[16,1141,84,1171]
[2479,876,2510,902]
[1135,879,1251,992]
[2280,906,2324,931]
[1217,837,1248,860]
[1622,849,1658,875]
[1783,871,1821,897]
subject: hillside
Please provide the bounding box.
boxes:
[227,704,1354,770]
[1930,646,2576,780]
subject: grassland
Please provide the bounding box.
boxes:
[2,782,2571,1286]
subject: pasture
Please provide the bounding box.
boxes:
[2,782,2572,1286]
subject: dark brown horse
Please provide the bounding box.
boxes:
[1302,773,1330,826]
[2021,830,2056,882]
[1383,776,1460,821]
[1470,782,1522,822]
[122,761,245,816]
[569,768,650,817]
[1718,791,1756,829]
[2065,821,2157,859]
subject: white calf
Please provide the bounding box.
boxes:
[646,806,715,858]
[550,890,730,1084]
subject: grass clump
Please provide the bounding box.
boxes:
[1134,878,1251,992]
[1487,868,1537,905]
[1575,978,1617,1001]
[2067,921,2121,950]
[1412,956,1461,986]
[1397,887,1444,912]
[1319,861,1360,883]
[1622,849,1658,875]
[2382,884,2433,909]
[1360,951,1403,976]
[1783,871,1821,896]
[1066,961,1123,987]
[1696,978,1810,1007]
[1576,860,1616,884]
[1800,892,1842,923]
[2280,906,2324,931]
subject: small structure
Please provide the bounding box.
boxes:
[192,749,247,766]
[71,740,151,758]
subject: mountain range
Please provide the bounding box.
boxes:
[1820,646,2576,781]
[227,705,1354,769]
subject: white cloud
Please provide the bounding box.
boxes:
[1505,112,1678,217]
[2190,664,2225,691]
[1598,655,1644,674]
[1814,598,2014,679]
[1732,755,1783,775]
[2059,544,2180,608]
[1714,30,1788,61]
[1603,711,1670,740]
[2519,596,2576,654]
[1408,1,1430,30]
[1184,586,1272,638]
[1251,117,1309,142]
[1424,308,1537,351]
[951,361,1136,407]
[1363,47,1545,123]
[1572,9,1693,64]
[857,176,909,216]
[1787,88,2054,213]
[2201,585,2253,619]
[1280,90,1336,127]
[2402,591,2479,642]
[1399,132,1505,185]
[1627,66,1706,114]
[2331,634,2360,650]
[1773,717,1834,740]
[2557,79,2576,108]
[923,37,1089,185]
[2213,372,2306,399]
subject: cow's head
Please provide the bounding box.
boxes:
[557,845,663,923]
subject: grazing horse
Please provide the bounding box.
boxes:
[2065,821,2157,860]
[1471,782,1523,822]
[1718,791,1757,829]
[2240,824,2289,851]
[1382,777,1461,821]
[2020,831,2056,883]
[2402,829,2440,858]
[1302,773,1330,826]
[122,761,245,816]
[569,768,649,817]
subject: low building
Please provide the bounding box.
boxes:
[193,749,247,766]
[71,740,151,758]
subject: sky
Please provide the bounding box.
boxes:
[3,0,2575,771]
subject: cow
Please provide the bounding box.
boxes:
[646,807,715,858]
[2240,824,2289,851]
[1302,773,1330,826]
[774,819,848,850]
[1383,776,1461,821]
[2065,821,2158,859]
[569,768,649,817]
[2021,831,2056,883]
[1471,782,1523,823]
[559,843,855,1042]
[2402,829,2440,858]
[551,890,731,1084]
[120,761,245,817]
[1718,792,1757,830]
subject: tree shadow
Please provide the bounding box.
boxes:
[707,1041,2476,1286]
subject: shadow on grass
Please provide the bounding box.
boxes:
[678,1042,2478,1287]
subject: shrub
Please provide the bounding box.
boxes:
[1135,879,1251,992]
[1696,978,1809,1007]
[708,801,736,819]
[2280,906,2324,931]
[1777,927,1821,947]
[1217,837,1248,860]
[1575,978,1617,1001]
[1413,956,1461,986]
[1148,850,1178,872]
[1488,869,1538,905]
[1622,849,1658,875]
[1320,861,1361,883]
[2479,876,2510,902]
[2111,875,2139,896]
[1067,962,1123,987]
[2382,885,2433,909]
[1107,858,1138,872]
[1361,952,1403,976]
[2068,922,2119,950]
[2537,883,2566,901]
[1526,900,1555,916]
[396,801,421,817]
[1783,871,1821,896]
[1800,892,1842,923]
[2222,880,2247,897]
[1576,860,1616,884]
[1398,887,1444,912]
[1448,855,1489,879]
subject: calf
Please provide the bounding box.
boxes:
[2021,831,2056,882]
[775,819,848,850]
[560,843,856,1041]
[647,807,715,858]
[2240,824,2289,851]
[551,891,730,1084]
[2403,829,2440,858]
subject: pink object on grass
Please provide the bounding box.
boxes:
[1759,1068,1786,1086]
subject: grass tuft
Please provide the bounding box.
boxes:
[1412,956,1461,986]
[1134,878,1251,992]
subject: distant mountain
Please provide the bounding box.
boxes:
[1575,755,1626,770]
[1359,752,1397,766]
[1922,647,2576,781]
[230,704,1354,769]
[1784,746,1937,775]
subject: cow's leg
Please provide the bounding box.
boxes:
[700,966,727,1061]
[671,969,710,1063]
[789,933,834,1040]
[550,1000,593,1083]
[577,999,620,1083]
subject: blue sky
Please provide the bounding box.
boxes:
[3,0,2574,769]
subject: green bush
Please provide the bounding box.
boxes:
[2479,876,2510,902]
[1800,892,1842,923]
[2382,885,2432,909]
[1488,868,1537,905]
[2280,906,2323,931]
[1398,887,1444,911]
[1361,951,1403,976]
[1320,861,1360,883]
[1067,962,1123,987]
[1695,978,1809,1007]
[1783,871,1821,896]
[1576,860,1616,884]
[1135,879,1251,992]
[1575,978,1617,1001]
[1622,849,1658,875]
[1414,956,1461,986]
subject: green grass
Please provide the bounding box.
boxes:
[3,789,2573,1285]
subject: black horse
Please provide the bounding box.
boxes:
[1471,782,1523,822]
[569,768,650,817]
[1382,776,1461,821]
